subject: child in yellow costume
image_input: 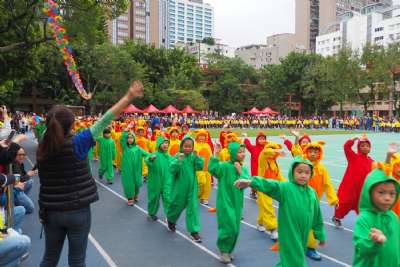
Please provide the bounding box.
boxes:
[111,123,125,171]
[219,132,240,161]
[167,127,181,156]
[194,129,213,205]
[135,126,150,178]
[302,141,338,261]
[256,141,286,241]
[383,143,400,218]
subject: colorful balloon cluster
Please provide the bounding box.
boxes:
[43,0,92,100]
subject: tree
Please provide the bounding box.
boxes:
[202,37,215,46]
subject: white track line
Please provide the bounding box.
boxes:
[199,203,352,267]
[95,180,236,267]
[27,153,119,267]
[88,234,118,267]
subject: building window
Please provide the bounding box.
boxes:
[375,27,384,32]
[374,36,384,41]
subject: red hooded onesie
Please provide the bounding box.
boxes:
[334,137,374,218]
[244,132,267,176]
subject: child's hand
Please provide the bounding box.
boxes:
[279,134,287,140]
[214,143,222,156]
[289,129,300,137]
[127,80,144,99]
[352,136,359,141]
[178,153,184,161]
[242,133,248,138]
[275,149,286,157]
[150,155,157,161]
[369,228,386,243]
[234,162,242,175]
[234,179,251,189]
[387,142,399,155]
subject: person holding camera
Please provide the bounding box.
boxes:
[37,81,144,267]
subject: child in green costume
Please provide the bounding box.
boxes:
[352,164,400,267]
[145,136,173,221]
[166,136,204,243]
[97,128,116,184]
[120,131,148,206]
[208,141,250,264]
[235,156,326,267]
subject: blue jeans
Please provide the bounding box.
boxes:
[5,206,26,233]
[14,180,34,214]
[40,206,91,267]
[0,233,31,267]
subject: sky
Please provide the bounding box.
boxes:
[205,0,295,48]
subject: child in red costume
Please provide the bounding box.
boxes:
[243,132,267,199]
[281,130,311,157]
[332,135,374,228]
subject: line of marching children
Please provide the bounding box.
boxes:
[80,118,400,267]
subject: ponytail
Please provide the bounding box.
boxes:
[37,105,75,161]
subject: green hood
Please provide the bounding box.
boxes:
[126,132,136,147]
[156,136,169,152]
[288,156,314,184]
[228,141,244,162]
[359,168,400,212]
[179,134,194,153]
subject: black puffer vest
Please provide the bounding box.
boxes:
[38,136,98,211]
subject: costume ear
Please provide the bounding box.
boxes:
[318,141,326,146]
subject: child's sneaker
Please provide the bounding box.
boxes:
[270,229,278,240]
[306,248,322,261]
[98,175,103,180]
[134,196,139,203]
[127,199,134,206]
[190,232,202,243]
[220,253,231,264]
[148,214,158,221]
[257,224,266,232]
[331,216,343,229]
[107,180,113,185]
[143,176,147,183]
[250,192,257,200]
[167,221,176,232]
[202,200,209,205]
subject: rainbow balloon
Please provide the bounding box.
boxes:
[43,0,92,100]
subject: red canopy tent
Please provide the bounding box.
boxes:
[241,107,261,115]
[181,105,200,114]
[143,104,161,113]
[260,107,279,116]
[161,105,181,114]
[123,104,144,113]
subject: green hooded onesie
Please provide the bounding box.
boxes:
[250,156,326,267]
[145,136,173,216]
[208,142,250,254]
[97,135,116,181]
[167,136,204,233]
[353,168,400,267]
[120,132,148,199]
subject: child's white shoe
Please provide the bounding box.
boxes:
[270,229,278,240]
[257,224,266,232]
[220,253,231,264]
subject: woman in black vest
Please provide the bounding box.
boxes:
[37,81,144,267]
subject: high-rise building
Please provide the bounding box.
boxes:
[336,0,392,16]
[167,0,214,48]
[108,0,148,45]
[295,0,337,52]
[148,0,168,47]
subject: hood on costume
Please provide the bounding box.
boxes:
[125,132,136,147]
[303,141,325,162]
[255,131,267,147]
[288,156,314,184]
[390,154,400,180]
[167,126,181,136]
[357,134,371,154]
[228,141,245,163]
[194,129,209,142]
[360,162,400,212]
[263,141,282,160]
[222,132,241,147]
[156,135,169,152]
[135,126,146,136]
[179,134,194,153]
[299,134,311,145]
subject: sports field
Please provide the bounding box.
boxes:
[20,132,399,267]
